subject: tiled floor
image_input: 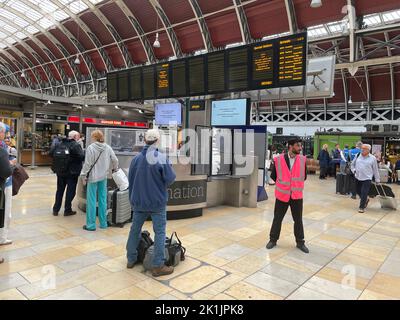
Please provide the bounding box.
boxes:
[1,167,400,300]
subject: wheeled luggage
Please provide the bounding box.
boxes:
[369,182,395,198]
[336,173,346,194]
[373,183,397,210]
[107,189,132,227]
[379,169,389,183]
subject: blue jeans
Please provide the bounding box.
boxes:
[86,179,108,230]
[126,209,166,268]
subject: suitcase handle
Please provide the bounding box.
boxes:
[374,182,387,198]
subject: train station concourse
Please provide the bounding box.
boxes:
[0,0,400,304]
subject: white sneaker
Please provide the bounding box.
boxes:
[358,208,365,213]
[0,239,13,246]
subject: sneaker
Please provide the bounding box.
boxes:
[296,243,309,253]
[64,211,77,216]
[82,225,96,231]
[152,265,174,277]
[0,239,12,246]
[127,261,137,269]
[358,208,365,213]
[266,241,277,250]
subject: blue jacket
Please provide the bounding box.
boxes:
[318,150,330,168]
[350,148,361,161]
[128,144,176,212]
[340,148,350,165]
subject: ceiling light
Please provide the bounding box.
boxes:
[348,96,353,104]
[138,109,144,114]
[47,100,52,105]
[360,102,364,109]
[68,78,72,84]
[74,55,80,65]
[310,0,322,8]
[21,71,25,78]
[153,33,160,48]
[84,104,88,108]
[114,105,120,110]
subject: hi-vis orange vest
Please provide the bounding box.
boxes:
[274,154,306,202]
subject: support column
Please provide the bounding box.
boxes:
[30,102,37,170]
[79,108,83,133]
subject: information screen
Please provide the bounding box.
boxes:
[155,103,182,126]
[188,56,205,96]
[156,63,170,98]
[171,60,186,97]
[107,73,118,102]
[227,47,248,91]
[142,66,155,99]
[211,99,249,126]
[207,51,225,93]
[251,42,274,89]
[129,68,142,100]
[118,70,129,101]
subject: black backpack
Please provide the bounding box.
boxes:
[51,142,71,175]
[137,231,154,262]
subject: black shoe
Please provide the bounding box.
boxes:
[52,211,59,216]
[127,261,138,269]
[64,211,77,216]
[266,241,277,250]
[296,243,309,254]
[351,195,357,199]
[83,225,96,231]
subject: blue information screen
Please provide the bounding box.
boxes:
[155,103,182,125]
[211,99,249,126]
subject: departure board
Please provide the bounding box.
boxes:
[156,63,170,98]
[207,51,225,93]
[227,47,248,91]
[171,60,186,97]
[118,70,129,101]
[142,66,155,99]
[188,56,205,96]
[107,32,307,102]
[251,42,274,89]
[107,73,118,102]
[129,68,142,100]
[277,34,307,87]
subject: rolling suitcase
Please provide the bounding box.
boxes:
[373,183,397,210]
[107,189,132,227]
[336,173,346,194]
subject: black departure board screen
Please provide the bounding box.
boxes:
[188,56,205,95]
[277,34,307,87]
[118,70,129,101]
[107,73,118,102]
[207,51,225,93]
[156,63,170,98]
[107,32,307,102]
[142,66,155,99]
[251,42,274,89]
[171,60,186,97]
[129,68,142,100]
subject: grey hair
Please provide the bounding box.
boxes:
[362,144,372,151]
[0,122,6,133]
[356,141,363,148]
[68,130,79,139]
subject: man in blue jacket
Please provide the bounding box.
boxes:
[126,129,176,277]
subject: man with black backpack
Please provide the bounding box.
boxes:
[50,130,84,216]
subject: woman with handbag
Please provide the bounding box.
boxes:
[80,130,118,231]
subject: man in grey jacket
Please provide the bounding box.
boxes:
[351,144,380,213]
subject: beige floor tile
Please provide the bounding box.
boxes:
[147,257,201,281]
[224,282,283,300]
[0,288,27,300]
[101,285,155,300]
[0,240,32,253]
[0,257,43,276]
[19,265,65,283]
[36,247,83,264]
[225,254,270,275]
[169,266,226,294]
[72,240,115,254]
[366,273,400,299]
[358,289,397,300]
[135,278,173,298]
[335,252,382,270]
[100,245,126,258]
[84,272,142,297]
[211,293,236,300]
[316,267,369,291]
[199,254,230,267]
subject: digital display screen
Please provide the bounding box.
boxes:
[107,73,118,102]
[155,103,182,126]
[227,47,248,91]
[207,51,225,93]
[129,68,142,100]
[211,99,249,126]
[118,70,129,101]
[251,42,274,89]
[156,63,170,98]
[188,56,205,95]
[142,66,155,99]
[171,60,186,97]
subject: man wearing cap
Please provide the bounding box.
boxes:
[126,129,176,277]
[266,138,309,253]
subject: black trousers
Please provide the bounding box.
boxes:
[319,167,328,179]
[53,175,79,213]
[356,179,372,209]
[269,198,305,244]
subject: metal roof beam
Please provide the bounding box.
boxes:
[187,0,214,52]
[284,0,299,34]
[336,55,400,69]
[232,0,252,43]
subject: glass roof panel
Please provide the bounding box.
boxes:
[54,10,69,22]
[69,0,88,14]
[26,25,39,34]
[15,31,27,39]
[382,9,400,23]
[38,17,54,29]
[364,14,382,27]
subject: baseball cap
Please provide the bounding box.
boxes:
[144,129,160,142]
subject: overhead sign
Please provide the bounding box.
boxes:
[189,100,205,111]
[24,113,68,121]
[67,116,148,128]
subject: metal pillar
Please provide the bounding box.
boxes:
[79,108,83,134]
[30,102,37,169]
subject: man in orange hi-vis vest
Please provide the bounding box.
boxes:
[266,138,309,253]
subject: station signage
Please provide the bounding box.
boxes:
[23,113,68,121]
[67,116,148,128]
[167,180,207,206]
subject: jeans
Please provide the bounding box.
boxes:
[356,179,372,209]
[126,209,167,268]
[269,198,305,245]
[53,175,79,213]
[0,185,12,243]
[86,179,108,230]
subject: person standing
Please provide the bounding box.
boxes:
[351,144,380,213]
[0,146,13,262]
[80,130,118,231]
[50,130,84,216]
[340,144,350,174]
[266,138,309,254]
[126,129,176,277]
[317,144,330,180]
[0,122,16,246]
[331,144,341,178]
[348,142,362,199]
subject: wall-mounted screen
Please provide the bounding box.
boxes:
[155,103,182,126]
[211,99,250,126]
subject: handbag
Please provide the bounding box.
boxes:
[112,168,129,191]
[12,164,29,196]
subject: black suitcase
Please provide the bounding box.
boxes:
[336,173,346,194]
[369,182,395,198]
[346,174,357,195]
